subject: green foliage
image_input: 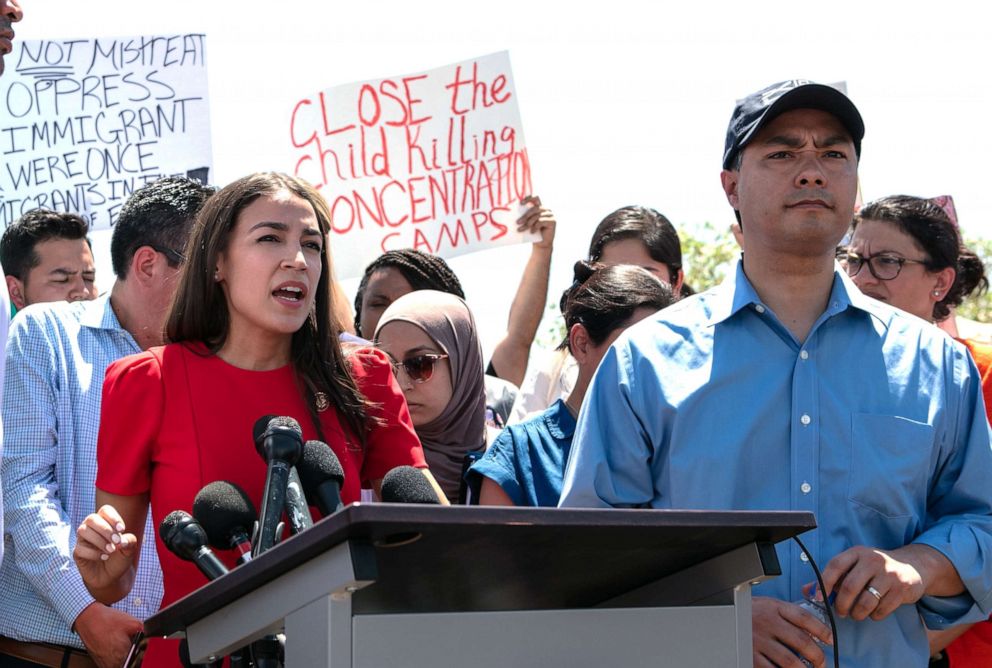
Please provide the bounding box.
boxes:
[957,234,992,323]
[533,227,992,357]
[679,221,741,293]
[536,299,566,352]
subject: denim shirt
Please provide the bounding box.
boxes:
[560,261,992,667]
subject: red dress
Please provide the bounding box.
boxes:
[96,343,426,668]
[943,338,992,666]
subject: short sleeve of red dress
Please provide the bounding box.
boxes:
[347,346,427,484]
[96,350,164,496]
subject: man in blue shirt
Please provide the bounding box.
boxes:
[560,81,992,667]
[0,0,24,576]
[0,177,212,668]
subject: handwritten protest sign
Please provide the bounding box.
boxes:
[288,51,534,278]
[0,34,212,230]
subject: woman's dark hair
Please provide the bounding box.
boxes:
[558,261,676,351]
[853,195,988,321]
[587,206,683,277]
[166,172,371,446]
[353,249,465,337]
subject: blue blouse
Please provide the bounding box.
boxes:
[470,399,576,507]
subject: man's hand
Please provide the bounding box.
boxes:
[820,545,931,622]
[753,596,832,668]
[73,602,143,668]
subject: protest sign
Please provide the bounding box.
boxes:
[288,51,534,278]
[0,34,212,230]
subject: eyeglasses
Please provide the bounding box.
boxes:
[150,245,187,266]
[836,250,928,281]
[389,353,449,384]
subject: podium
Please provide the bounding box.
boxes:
[145,504,814,667]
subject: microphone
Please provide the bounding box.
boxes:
[297,439,345,517]
[252,415,303,556]
[253,415,313,535]
[381,466,442,504]
[193,481,257,565]
[159,510,229,581]
[285,467,314,534]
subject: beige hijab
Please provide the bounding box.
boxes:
[375,290,486,502]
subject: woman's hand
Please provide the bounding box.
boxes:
[517,195,557,251]
[73,504,139,602]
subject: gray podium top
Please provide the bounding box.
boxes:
[145,504,815,637]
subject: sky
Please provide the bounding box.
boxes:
[12,0,992,359]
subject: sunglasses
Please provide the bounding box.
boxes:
[389,353,449,384]
[150,244,187,266]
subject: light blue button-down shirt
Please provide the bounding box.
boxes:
[560,261,992,666]
[0,295,163,647]
[0,262,9,570]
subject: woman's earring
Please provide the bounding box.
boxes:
[214,270,220,282]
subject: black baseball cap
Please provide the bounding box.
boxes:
[722,80,865,170]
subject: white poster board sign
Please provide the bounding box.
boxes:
[287,51,534,278]
[0,34,212,230]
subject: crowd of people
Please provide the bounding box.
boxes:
[2,2,992,668]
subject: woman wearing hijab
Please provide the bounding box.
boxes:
[374,290,487,503]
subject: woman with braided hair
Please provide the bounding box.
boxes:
[354,248,466,340]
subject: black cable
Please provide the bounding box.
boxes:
[793,535,840,668]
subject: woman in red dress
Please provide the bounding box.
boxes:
[73,172,438,667]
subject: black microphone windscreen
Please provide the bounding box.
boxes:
[381,466,441,504]
[193,481,257,550]
[158,510,190,545]
[252,414,278,446]
[253,415,302,443]
[298,440,345,488]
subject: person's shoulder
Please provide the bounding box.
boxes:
[343,344,392,384]
[106,345,167,381]
[957,336,992,365]
[857,299,970,368]
[9,298,94,336]
[614,291,717,358]
[863,299,955,347]
[636,289,720,332]
[495,402,562,445]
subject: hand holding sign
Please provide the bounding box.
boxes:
[287,51,536,278]
[517,195,555,250]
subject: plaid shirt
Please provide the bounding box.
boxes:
[0,295,163,647]
[0,265,9,569]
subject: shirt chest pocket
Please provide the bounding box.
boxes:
[847,413,934,519]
